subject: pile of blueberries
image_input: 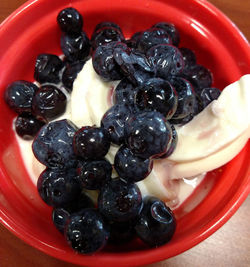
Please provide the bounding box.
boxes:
[4,7,222,254]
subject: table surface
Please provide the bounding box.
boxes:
[0,0,250,266]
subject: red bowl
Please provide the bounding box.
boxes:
[0,0,250,266]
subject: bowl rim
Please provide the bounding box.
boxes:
[0,0,250,266]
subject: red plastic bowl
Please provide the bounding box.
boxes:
[0,0,249,266]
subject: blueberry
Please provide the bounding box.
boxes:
[159,124,178,158]
[4,80,38,114]
[182,64,213,91]
[94,21,122,33]
[77,159,112,190]
[112,78,136,106]
[62,60,85,91]
[65,208,110,254]
[147,44,184,79]
[179,47,196,69]
[61,31,91,62]
[91,26,125,51]
[134,78,178,119]
[101,104,134,145]
[92,42,124,81]
[15,113,46,140]
[135,196,176,247]
[34,54,64,84]
[170,77,196,120]
[73,126,111,160]
[125,111,172,159]
[114,145,153,183]
[137,28,172,53]
[98,178,143,223]
[198,87,221,109]
[32,85,67,120]
[57,7,83,35]
[37,167,81,207]
[113,48,154,85]
[52,208,70,233]
[153,22,180,47]
[32,119,78,169]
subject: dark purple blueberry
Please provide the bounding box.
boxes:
[77,159,112,190]
[65,208,110,254]
[34,54,64,84]
[61,31,91,62]
[126,31,142,48]
[98,178,142,223]
[137,28,172,53]
[32,85,67,120]
[179,47,196,69]
[170,77,196,120]
[52,208,70,233]
[109,220,136,244]
[101,104,134,145]
[114,145,153,183]
[135,196,176,247]
[62,60,85,91]
[134,78,178,119]
[159,124,177,158]
[37,167,81,208]
[32,119,78,169]
[112,78,136,106]
[4,80,38,114]
[57,7,83,35]
[153,22,180,47]
[91,26,125,51]
[94,21,122,32]
[198,87,221,109]
[147,44,184,79]
[182,64,213,91]
[15,113,46,140]
[113,48,154,85]
[73,126,110,160]
[92,42,124,81]
[125,111,172,159]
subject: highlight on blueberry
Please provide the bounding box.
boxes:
[65,208,110,254]
[77,159,112,190]
[134,78,178,119]
[4,80,38,114]
[32,85,67,120]
[34,53,64,84]
[114,145,153,183]
[32,119,78,169]
[125,111,172,159]
[98,178,143,223]
[73,126,111,160]
[15,113,46,140]
[37,167,81,208]
[57,7,83,35]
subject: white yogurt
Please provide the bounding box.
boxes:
[15,59,250,209]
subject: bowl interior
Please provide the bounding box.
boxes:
[0,0,250,266]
